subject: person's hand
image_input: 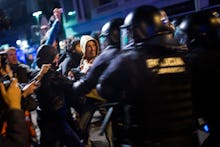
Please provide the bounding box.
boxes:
[0,78,22,109]
[67,70,75,80]
[40,64,51,75]
[35,64,51,81]
[22,80,39,98]
[80,62,92,74]
[53,8,62,21]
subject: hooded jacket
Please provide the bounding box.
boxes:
[80,35,99,57]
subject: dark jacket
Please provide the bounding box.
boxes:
[97,34,199,147]
[185,44,220,134]
[9,63,38,84]
[35,69,83,147]
[61,51,82,77]
[36,69,73,118]
[72,45,120,97]
[0,109,28,147]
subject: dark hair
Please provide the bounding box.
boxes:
[0,51,7,70]
[36,44,58,68]
[65,37,80,53]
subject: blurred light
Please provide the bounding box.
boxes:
[32,11,42,17]
[17,40,29,50]
[16,48,26,64]
[0,44,9,50]
[68,11,76,16]
[16,40,21,46]
[21,40,29,49]
[203,124,209,133]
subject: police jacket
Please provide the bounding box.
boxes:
[97,35,198,146]
[185,44,220,134]
[72,45,121,98]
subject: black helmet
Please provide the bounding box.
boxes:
[175,11,220,48]
[120,5,173,49]
[99,18,124,50]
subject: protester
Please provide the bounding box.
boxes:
[0,76,28,146]
[35,44,84,147]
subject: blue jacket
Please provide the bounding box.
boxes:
[44,20,61,45]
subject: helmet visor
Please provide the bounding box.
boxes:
[174,27,188,45]
[120,26,134,50]
[99,35,108,51]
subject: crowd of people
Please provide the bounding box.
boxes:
[1,4,220,147]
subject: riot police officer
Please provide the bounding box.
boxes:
[97,5,199,147]
[70,18,124,146]
[175,10,220,147]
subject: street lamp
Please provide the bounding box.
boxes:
[67,11,76,16]
[32,10,42,25]
[32,11,42,44]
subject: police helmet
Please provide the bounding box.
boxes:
[99,18,124,51]
[175,11,220,47]
[120,5,173,49]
